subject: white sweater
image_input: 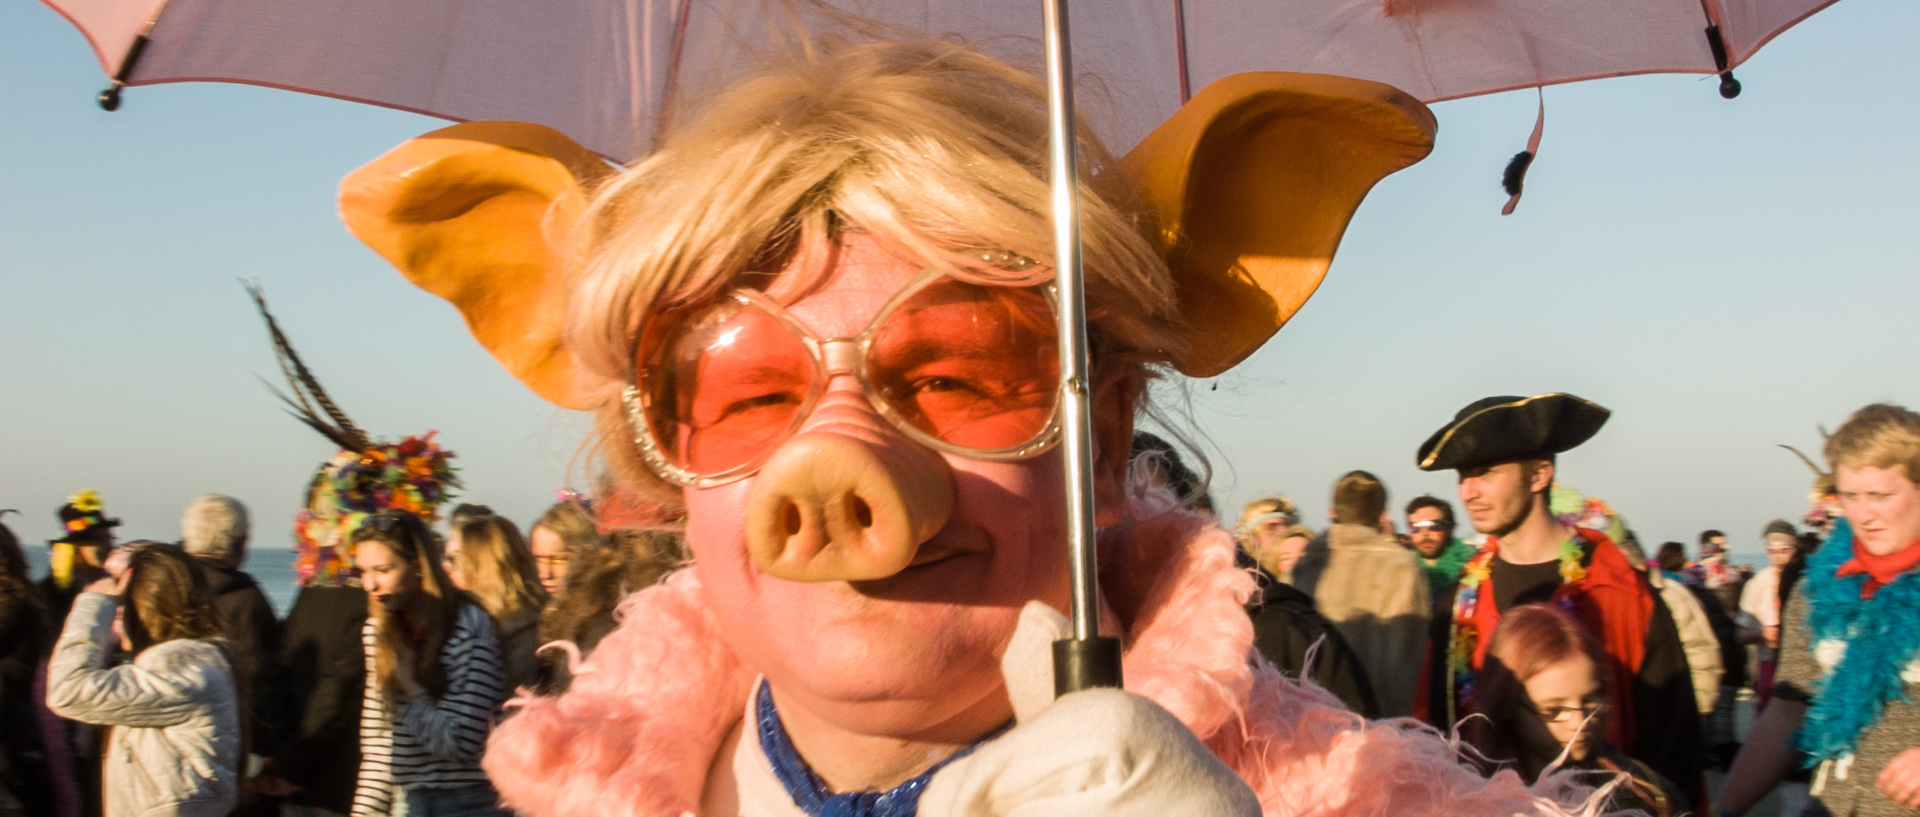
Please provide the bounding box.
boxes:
[46,592,240,817]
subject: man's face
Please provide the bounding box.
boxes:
[1456,460,1546,538]
[1837,464,1920,556]
[679,235,1081,742]
[1407,506,1454,559]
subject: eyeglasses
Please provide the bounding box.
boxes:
[1533,702,1607,723]
[624,270,1062,488]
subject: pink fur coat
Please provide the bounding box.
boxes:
[485,503,1590,817]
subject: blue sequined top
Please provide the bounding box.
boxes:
[755,681,1009,817]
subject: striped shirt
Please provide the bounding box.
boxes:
[351,602,505,816]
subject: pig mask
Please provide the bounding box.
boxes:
[341,39,1434,748]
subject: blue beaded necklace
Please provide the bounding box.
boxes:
[756,681,1008,817]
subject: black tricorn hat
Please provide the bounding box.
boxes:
[1417,393,1610,472]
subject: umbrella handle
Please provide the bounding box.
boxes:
[1053,636,1124,696]
[1039,0,1123,695]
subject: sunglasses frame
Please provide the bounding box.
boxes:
[623,269,1064,489]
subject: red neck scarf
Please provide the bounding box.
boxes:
[1835,537,1920,598]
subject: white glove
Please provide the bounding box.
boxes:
[919,602,1261,817]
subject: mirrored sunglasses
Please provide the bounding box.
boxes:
[624,270,1062,488]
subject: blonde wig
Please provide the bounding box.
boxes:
[564,37,1188,504]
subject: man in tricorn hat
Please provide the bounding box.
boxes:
[1412,393,1704,808]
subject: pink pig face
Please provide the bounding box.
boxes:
[680,234,1101,740]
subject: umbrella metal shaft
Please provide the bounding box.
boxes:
[1042,0,1122,693]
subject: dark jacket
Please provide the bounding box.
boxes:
[0,587,55,816]
[1419,532,1705,811]
[275,585,368,814]
[1239,552,1382,718]
[199,561,286,755]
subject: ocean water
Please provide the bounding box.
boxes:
[23,545,304,615]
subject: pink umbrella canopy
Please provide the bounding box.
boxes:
[49,0,1835,162]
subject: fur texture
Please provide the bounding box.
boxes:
[487,495,1597,816]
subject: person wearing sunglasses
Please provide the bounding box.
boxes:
[1406,495,1478,597]
[336,29,1634,817]
[1464,604,1685,817]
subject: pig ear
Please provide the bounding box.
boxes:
[340,121,615,410]
[1120,73,1437,378]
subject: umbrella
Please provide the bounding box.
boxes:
[52,0,1831,161]
[39,0,1843,691]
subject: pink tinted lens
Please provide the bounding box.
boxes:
[867,281,1057,451]
[641,300,817,475]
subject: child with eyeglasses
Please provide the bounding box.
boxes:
[1465,603,1688,817]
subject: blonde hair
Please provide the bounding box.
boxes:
[1239,497,1298,528]
[565,37,1186,505]
[455,515,549,623]
[1827,403,1920,483]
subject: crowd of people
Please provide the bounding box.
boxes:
[5,395,1915,817]
[0,484,684,817]
[7,30,1920,817]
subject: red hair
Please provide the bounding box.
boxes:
[1466,604,1609,780]
[1485,604,1608,693]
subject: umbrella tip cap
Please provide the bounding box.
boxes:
[1718,74,1742,99]
[97,85,123,112]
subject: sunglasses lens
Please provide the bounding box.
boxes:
[867,280,1057,452]
[640,300,818,475]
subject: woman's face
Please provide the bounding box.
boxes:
[355,540,419,612]
[443,530,467,590]
[680,234,1087,740]
[1521,653,1604,759]
[529,526,568,595]
[1837,464,1920,556]
[1275,534,1311,569]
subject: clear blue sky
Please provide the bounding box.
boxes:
[4,0,1915,561]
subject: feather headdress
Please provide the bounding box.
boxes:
[1780,427,1840,530]
[249,283,460,586]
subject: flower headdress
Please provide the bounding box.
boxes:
[250,284,460,587]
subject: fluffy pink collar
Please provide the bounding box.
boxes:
[486,501,1579,817]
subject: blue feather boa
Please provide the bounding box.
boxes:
[1796,519,1920,764]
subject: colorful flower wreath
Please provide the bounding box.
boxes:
[293,433,460,586]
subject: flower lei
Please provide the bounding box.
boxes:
[1447,535,1588,720]
[1796,518,1920,764]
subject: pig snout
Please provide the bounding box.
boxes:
[745,430,955,582]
